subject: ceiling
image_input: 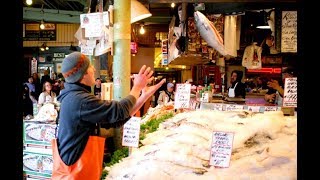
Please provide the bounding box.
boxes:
[23,0,297,24]
[23,0,174,24]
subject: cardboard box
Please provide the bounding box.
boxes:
[23,121,57,146]
[23,151,53,178]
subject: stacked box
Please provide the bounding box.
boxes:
[23,121,57,179]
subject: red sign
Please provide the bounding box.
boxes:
[247,68,281,74]
[131,42,138,54]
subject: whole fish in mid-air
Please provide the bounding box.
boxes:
[194,11,232,58]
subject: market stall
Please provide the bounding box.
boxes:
[104,105,296,179]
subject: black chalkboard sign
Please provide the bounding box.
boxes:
[24,23,56,41]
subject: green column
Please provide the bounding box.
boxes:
[113,0,131,149]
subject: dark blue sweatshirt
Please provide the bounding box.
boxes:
[56,83,136,165]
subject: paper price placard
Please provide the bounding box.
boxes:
[174,83,191,109]
[283,77,297,107]
[225,104,243,111]
[247,106,261,112]
[122,117,141,147]
[264,106,278,111]
[210,131,234,168]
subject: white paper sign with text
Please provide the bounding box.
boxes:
[122,117,141,147]
[281,11,297,53]
[174,83,191,109]
[283,77,297,107]
[210,131,234,168]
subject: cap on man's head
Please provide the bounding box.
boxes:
[61,52,90,83]
[167,83,174,88]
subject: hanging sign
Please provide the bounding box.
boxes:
[31,57,37,74]
[210,131,234,168]
[80,12,109,38]
[24,23,57,41]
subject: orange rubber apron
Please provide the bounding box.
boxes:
[51,136,105,180]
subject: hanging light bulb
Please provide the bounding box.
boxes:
[139,24,145,34]
[45,46,49,50]
[40,20,45,30]
[26,0,33,5]
[40,44,45,51]
[171,3,175,8]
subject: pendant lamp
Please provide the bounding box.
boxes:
[256,10,271,29]
[131,0,152,23]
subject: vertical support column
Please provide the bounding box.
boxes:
[113,0,131,149]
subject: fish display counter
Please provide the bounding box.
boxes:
[104,107,297,179]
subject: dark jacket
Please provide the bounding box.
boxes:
[57,82,136,165]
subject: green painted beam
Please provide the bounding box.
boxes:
[23,7,82,23]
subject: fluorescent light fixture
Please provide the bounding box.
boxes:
[131,0,152,23]
[256,10,271,29]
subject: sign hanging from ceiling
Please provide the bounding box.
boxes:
[23,23,57,41]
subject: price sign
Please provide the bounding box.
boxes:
[264,106,278,111]
[283,77,297,107]
[210,131,234,168]
[225,104,243,111]
[247,106,261,112]
[174,83,191,109]
[122,117,141,147]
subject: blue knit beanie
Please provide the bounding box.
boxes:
[61,52,90,83]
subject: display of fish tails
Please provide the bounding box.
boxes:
[23,153,53,174]
[194,11,231,58]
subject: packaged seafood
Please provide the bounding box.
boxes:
[23,121,57,146]
[23,152,53,178]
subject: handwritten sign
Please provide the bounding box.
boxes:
[281,11,297,53]
[283,77,297,107]
[247,106,261,112]
[122,117,141,147]
[201,92,209,102]
[174,83,191,109]
[224,104,243,111]
[210,131,234,168]
[264,106,278,111]
[80,12,109,38]
[81,45,94,55]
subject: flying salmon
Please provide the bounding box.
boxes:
[194,11,231,58]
